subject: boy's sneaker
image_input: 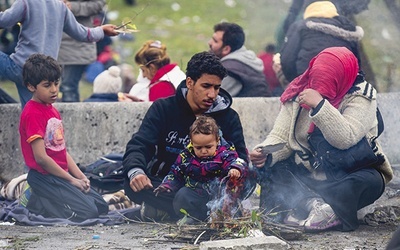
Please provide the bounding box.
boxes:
[303,198,341,232]
[140,202,168,222]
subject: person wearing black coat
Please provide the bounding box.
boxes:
[280,1,364,82]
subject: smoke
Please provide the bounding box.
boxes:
[206,177,253,226]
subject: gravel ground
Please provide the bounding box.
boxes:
[0,187,399,250]
[0,220,398,250]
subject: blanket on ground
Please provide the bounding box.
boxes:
[0,174,141,226]
[0,200,140,226]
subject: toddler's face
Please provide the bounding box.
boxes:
[191,133,218,159]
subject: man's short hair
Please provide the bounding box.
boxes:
[213,22,245,52]
[186,51,227,82]
[23,53,61,87]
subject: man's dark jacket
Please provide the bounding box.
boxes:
[123,81,248,179]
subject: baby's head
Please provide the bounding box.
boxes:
[189,115,220,159]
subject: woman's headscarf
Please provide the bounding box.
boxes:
[280,47,359,110]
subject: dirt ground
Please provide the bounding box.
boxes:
[0,219,398,250]
[1,187,399,250]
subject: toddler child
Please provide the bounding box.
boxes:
[154,115,247,224]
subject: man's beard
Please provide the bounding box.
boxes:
[209,48,223,59]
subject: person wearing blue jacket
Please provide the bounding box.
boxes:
[0,0,117,107]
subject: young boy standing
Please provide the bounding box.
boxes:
[0,0,118,107]
[19,54,108,221]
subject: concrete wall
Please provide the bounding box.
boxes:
[1,93,399,182]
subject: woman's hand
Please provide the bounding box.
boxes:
[298,89,323,108]
[118,93,144,102]
[250,148,267,168]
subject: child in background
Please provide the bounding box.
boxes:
[84,66,122,102]
[154,115,247,224]
[19,54,108,221]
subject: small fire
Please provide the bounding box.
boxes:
[207,176,251,229]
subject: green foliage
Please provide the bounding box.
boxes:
[5,236,40,249]
[107,0,250,68]
[179,208,188,216]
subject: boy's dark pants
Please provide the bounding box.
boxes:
[26,170,109,222]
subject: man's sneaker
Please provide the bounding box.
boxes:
[303,198,341,232]
[140,202,169,222]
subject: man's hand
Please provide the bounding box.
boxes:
[101,24,119,36]
[130,174,153,192]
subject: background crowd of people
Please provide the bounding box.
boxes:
[0,0,371,105]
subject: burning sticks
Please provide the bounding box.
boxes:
[162,212,304,245]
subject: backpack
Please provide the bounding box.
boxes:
[82,153,125,194]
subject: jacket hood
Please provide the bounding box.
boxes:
[306,18,364,42]
[176,80,233,113]
[221,46,264,72]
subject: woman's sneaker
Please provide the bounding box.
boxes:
[303,198,341,232]
[283,212,306,227]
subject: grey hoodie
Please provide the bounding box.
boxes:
[221,46,271,97]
